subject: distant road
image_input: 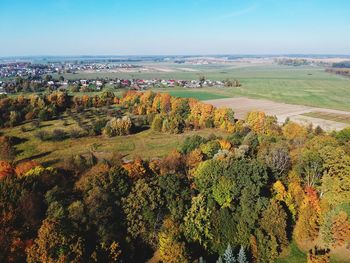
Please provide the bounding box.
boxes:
[205,97,350,131]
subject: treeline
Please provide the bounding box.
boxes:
[0,91,235,136]
[121,91,235,133]
[1,99,350,262]
[332,61,350,68]
[325,68,350,77]
[0,91,119,128]
[275,58,310,66]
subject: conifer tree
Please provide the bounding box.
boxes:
[237,246,248,263]
[224,244,236,263]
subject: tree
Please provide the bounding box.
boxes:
[200,140,221,159]
[265,143,291,179]
[246,111,280,136]
[0,161,13,180]
[158,218,189,263]
[122,178,164,246]
[335,127,350,144]
[180,135,207,154]
[294,188,320,245]
[76,164,130,244]
[260,200,288,249]
[282,121,307,142]
[103,116,132,137]
[212,177,236,208]
[15,161,41,177]
[255,230,278,263]
[297,150,323,187]
[331,211,350,247]
[0,136,16,161]
[321,147,350,206]
[237,246,248,263]
[273,180,297,219]
[213,108,235,132]
[158,173,191,220]
[223,244,235,263]
[307,247,330,263]
[184,195,212,248]
[26,218,84,263]
[151,114,163,132]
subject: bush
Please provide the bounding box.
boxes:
[180,135,207,154]
[20,126,28,132]
[92,119,108,135]
[31,120,41,129]
[103,116,132,137]
[35,130,50,141]
[51,129,67,141]
[151,114,163,132]
[69,129,81,139]
[38,109,50,121]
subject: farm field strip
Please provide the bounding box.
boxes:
[302,111,350,125]
[205,97,350,131]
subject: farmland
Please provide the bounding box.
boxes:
[60,63,350,111]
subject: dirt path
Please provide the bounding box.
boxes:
[205,97,350,131]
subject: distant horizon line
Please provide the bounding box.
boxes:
[1,53,350,59]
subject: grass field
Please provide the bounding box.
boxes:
[57,63,350,111]
[276,242,306,263]
[2,111,228,166]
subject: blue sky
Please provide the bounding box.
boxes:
[0,0,350,56]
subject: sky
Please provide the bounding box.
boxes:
[0,0,350,56]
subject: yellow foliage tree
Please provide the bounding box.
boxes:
[282,122,307,142]
[246,111,280,136]
[158,218,189,263]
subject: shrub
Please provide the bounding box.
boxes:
[92,119,108,135]
[35,130,50,141]
[51,129,67,141]
[103,116,132,137]
[151,114,163,132]
[69,129,81,139]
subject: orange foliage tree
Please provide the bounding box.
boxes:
[0,161,14,180]
[15,161,42,177]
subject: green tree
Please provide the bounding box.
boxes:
[260,200,288,249]
[122,178,164,245]
[184,194,212,248]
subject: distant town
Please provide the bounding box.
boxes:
[1,54,349,95]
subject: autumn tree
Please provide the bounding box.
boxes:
[321,147,350,206]
[0,161,14,180]
[103,116,132,137]
[246,111,280,136]
[158,218,189,263]
[15,161,42,177]
[294,188,320,246]
[282,121,308,143]
[26,218,84,263]
[331,211,350,247]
